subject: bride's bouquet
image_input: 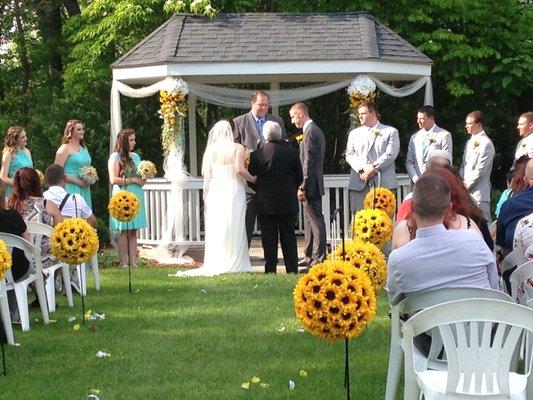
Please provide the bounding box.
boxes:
[137,160,157,179]
[79,166,99,185]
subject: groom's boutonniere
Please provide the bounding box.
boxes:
[473,140,480,148]
[371,128,381,136]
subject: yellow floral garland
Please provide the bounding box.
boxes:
[352,209,393,247]
[0,239,13,280]
[329,240,387,294]
[294,259,376,343]
[158,85,188,154]
[51,218,99,265]
[347,76,377,123]
[363,187,397,216]
[108,190,140,222]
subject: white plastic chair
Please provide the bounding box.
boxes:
[0,233,50,332]
[26,221,73,312]
[510,261,533,306]
[0,277,15,345]
[402,298,533,400]
[501,249,522,294]
[385,287,514,400]
[74,254,99,297]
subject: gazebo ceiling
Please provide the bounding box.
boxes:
[112,12,432,85]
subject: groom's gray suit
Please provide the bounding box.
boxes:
[405,125,453,183]
[459,130,495,221]
[345,122,400,213]
[233,111,286,246]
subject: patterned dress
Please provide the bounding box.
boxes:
[64,147,92,208]
[109,152,147,231]
[19,197,55,269]
[5,149,33,198]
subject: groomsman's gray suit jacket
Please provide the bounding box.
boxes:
[459,131,495,203]
[233,111,286,151]
[405,125,453,182]
[300,121,325,198]
[345,122,400,191]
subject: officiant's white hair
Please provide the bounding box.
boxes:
[262,121,282,142]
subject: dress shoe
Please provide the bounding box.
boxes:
[298,259,309,267]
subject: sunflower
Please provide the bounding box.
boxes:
[363,187,396,216]
[51,218,99,265]
[108,190,140,222]
[294,259,376,343]
[329,240,387,294]
[0,239,13,279]
[352,209,393,247]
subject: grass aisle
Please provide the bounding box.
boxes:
[0,266,391,399]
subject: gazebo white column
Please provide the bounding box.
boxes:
[188,93,198,176]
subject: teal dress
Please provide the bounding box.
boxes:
[109,152,147,231]
[5,149,33,198]
[64,147,92,208]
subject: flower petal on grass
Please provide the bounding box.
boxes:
[278,325,286,332]
[289,380,295,390]
[87,395,100,400]
[73,324,80,331]
[299,369,308,378]
[250,376,261,384]
[241,382,250,389]
[260,383,269,388]
[68,316,76,322]
[96,350,111,358]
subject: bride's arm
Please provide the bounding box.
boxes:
[235,144,256,183]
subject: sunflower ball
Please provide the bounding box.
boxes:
[364,187,396,216]
[51,218,99,265]
[0,239,13,280]
[294,259,376,343]
[329,240,387,294]
[352,208,393,247]
[108,190,140,222]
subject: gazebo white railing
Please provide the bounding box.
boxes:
[138,173,412,245]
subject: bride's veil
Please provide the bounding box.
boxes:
[201,121,237,196]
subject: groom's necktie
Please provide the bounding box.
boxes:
[422,132,429,159]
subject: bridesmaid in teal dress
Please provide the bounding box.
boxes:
[54,119,93,208]
[1,126,33,199]
[108,128,147,268]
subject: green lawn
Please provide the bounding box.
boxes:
[0,258,391,400]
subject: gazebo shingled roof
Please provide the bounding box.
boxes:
[112,12,432,69]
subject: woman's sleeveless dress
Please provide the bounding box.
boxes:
[5,149,33,198]
[64,147,92,208]
[109,152,147,231]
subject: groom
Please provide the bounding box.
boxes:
[233,90,286,247]
[248,121,302,273]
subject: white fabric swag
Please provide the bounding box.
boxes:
[110,75,433,149]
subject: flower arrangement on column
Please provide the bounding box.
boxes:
[158,78,188,155]
[50,219,99,265]
[352,208,393,248]
[347,75,377,125]
[0,239,12,280]
[108,190,141,222]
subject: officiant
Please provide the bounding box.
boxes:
[248,121,302,274]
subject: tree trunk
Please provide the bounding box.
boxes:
[37,0,64,76]
[12,0,30,92]
[63,0,80,16]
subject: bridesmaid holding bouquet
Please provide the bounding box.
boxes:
[0,126,33,199]
[54,119,94,208]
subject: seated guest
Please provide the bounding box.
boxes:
[497,158,533,257]
[387,173,499,305]
[396,150,452,222]
[392,166,483,250]
[495,155,529,219]
[513,212,533,264]
[7,167,63,269]
[43,164,97,227]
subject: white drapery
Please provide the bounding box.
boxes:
[110,74,433,147]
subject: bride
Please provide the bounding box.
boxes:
[173,120,256,277]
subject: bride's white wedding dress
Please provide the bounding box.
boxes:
[173,154,251,277]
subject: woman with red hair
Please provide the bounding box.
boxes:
[7,167,63,268]
[392,166,490,249]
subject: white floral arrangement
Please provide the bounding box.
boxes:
[347,75,377,124]
[137,160,157,179]
[79,166,98,185]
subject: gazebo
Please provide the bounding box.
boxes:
[110,12,433,245]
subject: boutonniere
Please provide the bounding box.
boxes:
[522,142,527,148]
[371,128,380,136]
[473,140,480,148]
[295,134,304,144]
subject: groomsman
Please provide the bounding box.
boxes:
[405,105,453,184]
[233,90,286,247]
[514,112,533,160]
[460,110,495,221]
[289,102,326,267]
[345,101,400,214]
